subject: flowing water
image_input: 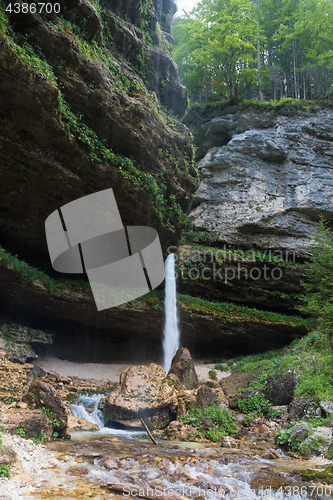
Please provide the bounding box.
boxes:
[6,394,330,500]
[163,253,180,372]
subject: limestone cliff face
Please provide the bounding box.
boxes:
[185,106,333,255]
[0,0,197,262]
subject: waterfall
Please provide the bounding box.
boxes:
[69,394,105,429]
[163,253,180,373]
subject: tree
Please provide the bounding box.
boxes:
[300,217,333,370]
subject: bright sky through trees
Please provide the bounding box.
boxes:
[175,0,199,16]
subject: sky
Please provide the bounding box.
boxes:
[175,0,199,16]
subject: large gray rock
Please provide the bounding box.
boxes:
[289,422,310,445]
[288,397,318,421]
[190,109,333,255]
[167,348,199,390]
[299,427,332,457]
[319,401,333,417]
[265,366,298,405]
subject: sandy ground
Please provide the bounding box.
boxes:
[33,355,231,383]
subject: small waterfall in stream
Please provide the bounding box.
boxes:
[69,393,145,437]
[69,394,105,429]
[163,253,180,373]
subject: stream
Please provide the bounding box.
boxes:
[20,394,333,500]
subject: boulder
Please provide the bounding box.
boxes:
[167,348,199,390]
[288,397,318,421]
[289,422,310,445]
[219,371,254,398]
[166,420,197,441]
[196,385,219,409]
[265,366,298,405]
[319,401,333,418]
[221,436,238,448]
[27,380,69,437]
[0,350,33,401]
[299,427,332,457]
[0,408,53,440]
[262,449,281,459]
[104,363,177,428]
[228,389,265,410]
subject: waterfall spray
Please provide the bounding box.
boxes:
[163,253,180,372]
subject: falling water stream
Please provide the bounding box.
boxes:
[163,253,180,373]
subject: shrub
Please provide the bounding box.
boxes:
[238,394,272,415]
[0,465,10,478]
[203,406,237,436]
[208,369,217,379]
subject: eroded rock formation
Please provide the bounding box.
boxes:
[186,106,333,255]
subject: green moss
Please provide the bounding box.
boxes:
[177,293,308,326]
[0,245,90,293]
[298,466,333,484]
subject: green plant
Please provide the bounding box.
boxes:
[203,406,237,437]
[274,427,293,447]
[299,435,329,457]
[179,408,203,428]
[0,465,10,478]
[208,369,217,379]
[206,424,225,442]
[40,407,60,428]
[238,395,272,416]
[15,427,25,438]
[299,217,333,370]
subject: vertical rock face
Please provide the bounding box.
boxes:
[0,0,197,262]
[187,108,333,255]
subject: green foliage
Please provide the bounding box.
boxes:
[299,217,333,369]
[15,427,25,438]
[0,465,10,478]
[215,363,228,371]
[203,406,237,436]
[173,0,333,103]
[299,434,329,457]
[172,0,258,103]
[40,407,60,428]
[274,427,294,448]
[179,404,237,442]
[179,408,203,427]
[30,431,47,445]
[0,245,90,293]
[238,394,272,416]
[208,369,217,379]
[177,293,308,326]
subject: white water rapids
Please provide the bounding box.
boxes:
[69,394,145,437]
[163,253,180,372]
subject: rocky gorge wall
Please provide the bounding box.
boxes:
[184,104,333,256]
[0,1,327,364]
